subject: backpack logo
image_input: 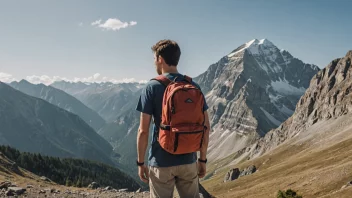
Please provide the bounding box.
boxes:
[185,98,193,103]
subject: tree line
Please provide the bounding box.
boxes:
[0,145,140,191]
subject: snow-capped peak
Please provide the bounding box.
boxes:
[228,38,277,57]
[246,38,274,47]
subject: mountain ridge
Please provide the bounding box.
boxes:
[9,79,106,131]
[0,81,114,165]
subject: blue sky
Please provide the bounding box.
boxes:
[0,0,351,84]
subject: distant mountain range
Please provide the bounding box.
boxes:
[10,80,106,131]
[51,81,143,122]
[0,82,114,165]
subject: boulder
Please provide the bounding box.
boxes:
[88,182,99,189]
[240,165,257,177]
[224,168,240,182]
[118,188,128,192]
[8,187,26,195]
[0,181,11,189]
[40,176,50,182]
[5,189,14,196]
[104,186,113,191]
[26,185,34,189]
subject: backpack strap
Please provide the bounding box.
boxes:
[183,75,192,83]
[150,75,172,87]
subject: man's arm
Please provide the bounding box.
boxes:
[137,112,152,163]
[200,110,210,160]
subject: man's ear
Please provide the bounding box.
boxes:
[158,55,165,65]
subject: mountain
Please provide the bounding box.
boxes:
[51,81,143,122]
[51,81,147,180]
[240,50,352,160]
[201,51,352,198]
[97,88,156,176]
[0,82,114,165]
[9,80,105,131]
[194,39,320,161]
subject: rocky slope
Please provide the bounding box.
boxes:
[51,81,143,122]
[0,82,114,165]
[241,50,352,161]
[10,80,106,131]
[194,39,319,161]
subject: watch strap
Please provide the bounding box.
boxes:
[136,160,144,166]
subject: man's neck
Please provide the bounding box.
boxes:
[162,66,178,74]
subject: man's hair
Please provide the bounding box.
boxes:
[151,39,181,66]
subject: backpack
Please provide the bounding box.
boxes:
[151,74,206,155]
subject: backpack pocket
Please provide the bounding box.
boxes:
[171,124,205,154]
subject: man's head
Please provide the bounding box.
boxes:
[151,39,181,75]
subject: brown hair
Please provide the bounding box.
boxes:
[151,39,181,66]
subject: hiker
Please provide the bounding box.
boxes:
[136,39,210,198]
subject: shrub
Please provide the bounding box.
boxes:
[277,189,302,198]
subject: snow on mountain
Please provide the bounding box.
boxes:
[194,38,320,161]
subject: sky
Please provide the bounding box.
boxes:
[0,0,351,84]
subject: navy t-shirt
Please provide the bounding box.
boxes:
[135,73,208,167]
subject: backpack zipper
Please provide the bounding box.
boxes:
[170,87,199,114]
[174,130,204,152]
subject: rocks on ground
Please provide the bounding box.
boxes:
[0,181,11,189]
[224,168,240,182]
[224,165,257,182]
[7,187,26,195]
[240,165,257,177]
[88,182,99,189]
[40,176,50,182]
[341,180,352,189]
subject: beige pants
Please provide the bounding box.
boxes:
[149,162,200,198]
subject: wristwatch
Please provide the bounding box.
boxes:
[198,158,207,164]
[136,160,144,166]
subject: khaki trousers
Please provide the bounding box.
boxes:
[149,162,200,198]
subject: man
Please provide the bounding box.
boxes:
[136,39,210,198]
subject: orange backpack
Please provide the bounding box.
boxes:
[152,74,206,155]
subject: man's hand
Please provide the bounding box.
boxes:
[197,162,206,178]
[138,165,149,183]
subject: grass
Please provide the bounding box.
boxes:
[201,115,352,198]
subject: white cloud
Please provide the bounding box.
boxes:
[91,19,101,26]
[78,22,83,27]
[0,72,17,83]
[91,18,137,31]
[25,73,146,85]
[1,71,145,85]
[26,75,70,85]
[130,21,137,26]
[93,73,101,79]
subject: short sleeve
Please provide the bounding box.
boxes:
[135,83,154,115]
